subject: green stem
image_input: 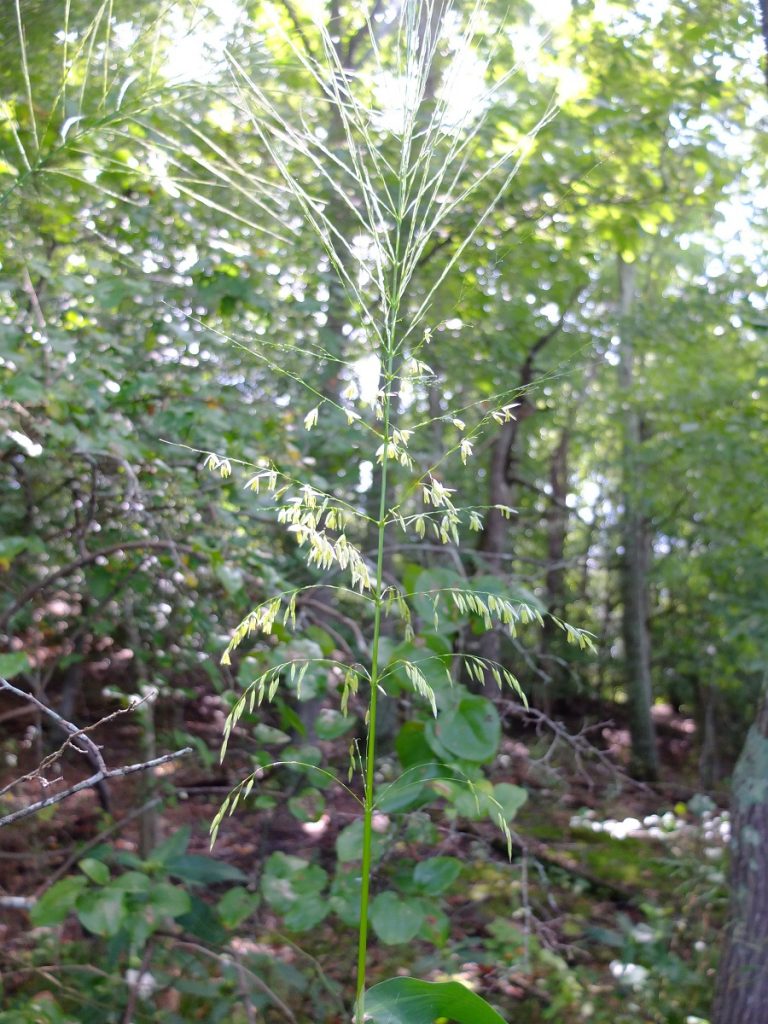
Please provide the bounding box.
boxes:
[355,348,395,1020]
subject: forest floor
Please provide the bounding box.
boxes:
[0,688,730,1023]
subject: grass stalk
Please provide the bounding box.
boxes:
[354,350,393,1015]
[356,190,402,1006]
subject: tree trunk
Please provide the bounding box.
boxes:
[539,428,571,708]
[712,690,768,1023]
[698,681,721,789]
[617,257,659,781]
[475,308,575,695]
[544,430,570,623]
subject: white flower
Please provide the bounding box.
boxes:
[609,961,648,989]
[125,969,158,1000]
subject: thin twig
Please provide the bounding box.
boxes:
[121,939,154,1024]
[274,931,348,1016]
[21,266,46,329]
[500,699,645,791]
[171,938,298,1024]
[35,796,163,897]
[299,594,368,654]
[0,749,192,829]
[233,950,258,1024]
[0,676,109,786]
[0,680,156,798]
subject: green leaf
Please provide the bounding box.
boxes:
[491,783,527,824]
[261,851,328,929]
[151,826,191,863]
[178,898,229,945]
[111,871,152,894]
[0,652,30,679]
[166,854,247,885]
[75,889,126,937]
[217,886,260,929]
[419,905,450,946]
[30,876,88,926]
[412,856,462,895]
[370,892,425,945]
[365,977,509,1024]
[441,779,494,820]
[0,536,31,567]
[395,722,436,768]
[288,788,326,823]
[84,566,114,602]
[79,858,110,885]
[314,708,355,740]
[284,893,328,931]
[409,568,466,631]
[336,819,387,863]
[282,742,322,763]
[147,882,192,919]
[426,696,500,763]
[386,643,452,698]
[376,767,437,814]
[253,723,291,745]
[329,870,362,926]
[215,564,245,595]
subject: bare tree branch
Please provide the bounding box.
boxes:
[0,748,192,829]
[170,938,298,1024]
[275,0,316,60]
[499,698,643,791]
[299,594,368,654]
[0,676,111,793]
[36,796,163,898]
[21,265,46,330]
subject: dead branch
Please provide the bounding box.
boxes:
[299,594,368,654]
[170,938,298,1024]
[500,699,622,787]
[0,749,192,829]
[35,796,163,897]
[0,678,156,799]
[0,676,109,793]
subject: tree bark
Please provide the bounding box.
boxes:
[539,428,571,709]
[698,681,721,789]
[712,690,768,1023]
[475,366,537,693]
[475,304,577,695]
[711,42,768,1022]
[617,257,659,781]
[544,429,570,623]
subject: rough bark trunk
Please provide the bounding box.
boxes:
[544,430,569,622]
[698,681,721,789]
[617,257,659,781]
[476,402,532,693]
[475,305,577,695]
[712,690,768,1024]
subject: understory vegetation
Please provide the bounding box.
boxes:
[0,1,766,1022]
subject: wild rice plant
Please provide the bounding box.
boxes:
[198,3,593,1020]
